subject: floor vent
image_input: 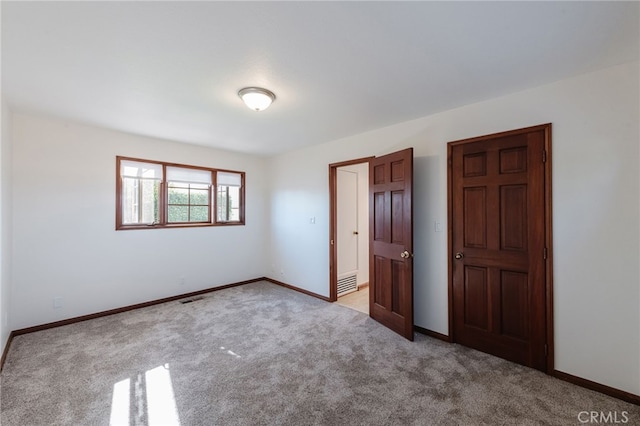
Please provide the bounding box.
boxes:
[180,296,204,304]
[337,274,357,296]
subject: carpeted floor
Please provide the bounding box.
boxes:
[1,281,638,425]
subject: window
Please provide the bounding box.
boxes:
[120,160,162,225]
[166,167,212,223]
[116,157,245,230]
[216,171,242,222]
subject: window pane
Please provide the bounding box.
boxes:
[217,185,240,222]
[190,189,209,205]
[168,186,189,205]
[228,186,240,221]
[122,177,159,224]
[168,205,188,223]
[190,206,209,222]
[188,183,209,190]
[168,182,210,223]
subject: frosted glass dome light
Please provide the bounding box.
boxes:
[238,87,276,111]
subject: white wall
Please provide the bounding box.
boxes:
[267,61,640,395]
[5,60,638,396]
[339,163,369,286]
[11,114,269,330]
[1,96,13,356]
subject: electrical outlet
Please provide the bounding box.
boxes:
[434,221,442,233]
[53,297,63,309]
[309,217,316,224]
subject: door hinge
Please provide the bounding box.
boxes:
[542,150,547,163]
[543,247,548,260]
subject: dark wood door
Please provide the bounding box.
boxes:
[369,148,414,340]
[449,125,550,372]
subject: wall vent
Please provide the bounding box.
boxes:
[337,274,357,296]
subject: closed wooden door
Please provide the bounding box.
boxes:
[449,125,551,372]
[370,148,414,340]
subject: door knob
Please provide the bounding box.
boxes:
[401,250,412,259]
[455,252,464,260]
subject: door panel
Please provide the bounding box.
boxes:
[500,185,528,250]
[391,190,405,244]
[391,259,405,315]
[373,255,388,308]
[464,266,489,330]
[370,148,414,340]
[463,187,487,248]
[373,193,386,241]
[450,126,549,372]
[500,270,528,339]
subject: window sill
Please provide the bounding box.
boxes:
[116,222,244,231]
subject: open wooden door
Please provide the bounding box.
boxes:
[369,148,414,340]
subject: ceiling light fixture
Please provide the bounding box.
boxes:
[238,87,276,112]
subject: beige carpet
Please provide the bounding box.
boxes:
[1,281,638,425]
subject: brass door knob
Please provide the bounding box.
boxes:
[455,252,464,260]
[401,251,412,259]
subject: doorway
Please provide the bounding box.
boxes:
[447,124,553,372]
[330,148,415,341]
[330,159,372,314]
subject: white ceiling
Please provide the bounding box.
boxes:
[2,1,639,156]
